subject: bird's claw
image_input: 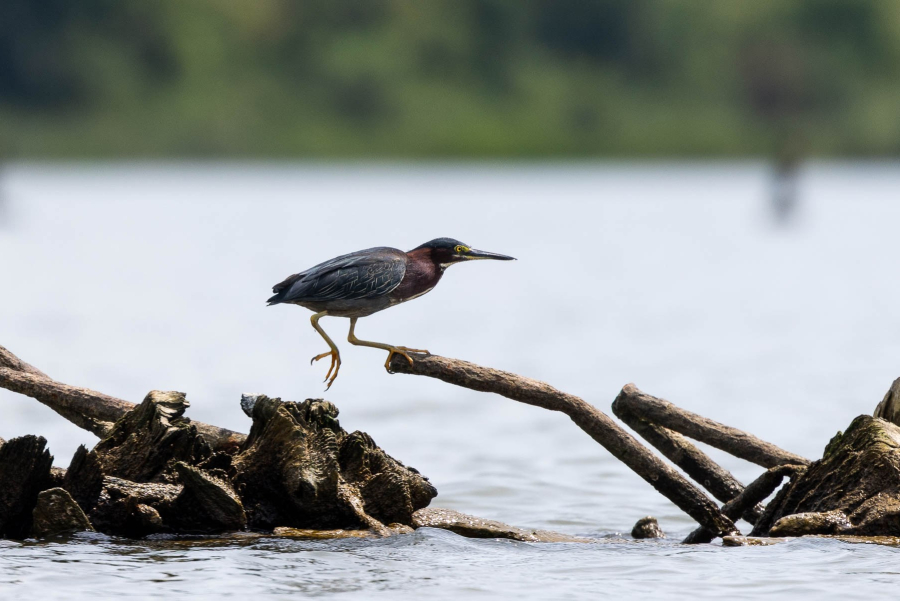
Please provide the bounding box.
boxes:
[311,350,341,390]
[383,346,429,372]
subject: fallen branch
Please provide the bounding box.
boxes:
[682,464,805,544]
[0,345,243,450]
[388,353,739,538]
[612,385,809,468]
[613,392,762,524]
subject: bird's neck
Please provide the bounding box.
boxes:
[395,247,445,301]
[406,247,446,275]
[407,247,455,272]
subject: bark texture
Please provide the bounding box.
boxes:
[412,508,590,542]
[388,353,738,538]
[32,488,94,536]
[752,415,900,536]
[613,385,809,468]
[233,395,436,531]
[0,435,53,538]
[0,344,243,450]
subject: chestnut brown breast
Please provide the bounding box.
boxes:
[390,247,444,303]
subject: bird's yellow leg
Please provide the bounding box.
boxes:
[310,311,341,389]
[347,317,429,371]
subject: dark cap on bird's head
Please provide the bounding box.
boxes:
[412,237,516,264]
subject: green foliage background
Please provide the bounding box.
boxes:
[3,0,900,158]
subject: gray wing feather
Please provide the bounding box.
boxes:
[272,247,406,303]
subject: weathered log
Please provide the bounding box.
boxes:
[89,476,182,537]
[683,464,804,544]
[92,391,211,483]
[631,516,665,539]
[613,396,762,524]
[752,415,900,536]
[768,510,852,537]
[412,508,590,543]
[32,488,94,536]
[613,385,809,468]
[270,526,410,539]
[170,462,246,533]
[874,377,900,427]
[0,435,53,538]
[233,395,436,532]
[0,345,244,450]
[0,345,48,378]
[388,353,738,538]
[0,367,127,437]
[63,445,105,514]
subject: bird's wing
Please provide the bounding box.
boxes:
[269,247,407,304]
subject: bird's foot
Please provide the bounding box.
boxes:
[383,346,430,372]
[311,350,341,390]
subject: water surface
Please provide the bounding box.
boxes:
[1,163,899,598]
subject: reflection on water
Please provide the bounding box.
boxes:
[2,163,900,599]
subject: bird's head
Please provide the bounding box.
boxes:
[412,237,516,268]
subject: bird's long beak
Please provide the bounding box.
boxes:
[466,248,516,261]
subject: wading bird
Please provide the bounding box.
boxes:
[268,238,515,389]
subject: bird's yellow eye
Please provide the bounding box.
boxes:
[454,245,469,253]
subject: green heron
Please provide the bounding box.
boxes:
[268,238,515,389]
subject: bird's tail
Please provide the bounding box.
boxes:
[266,292,284,306]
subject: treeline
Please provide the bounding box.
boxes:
[2,0,899,158]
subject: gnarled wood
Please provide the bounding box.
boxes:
[0,345,244,450]
[388,353,738,538]
[752,415,900,537]
[0,435,54,538]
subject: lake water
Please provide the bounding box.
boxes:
[1,162,899,599]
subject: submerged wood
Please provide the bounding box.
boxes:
[0,344,243,450]
[412,508,591,543]
[631,516,665,539]
[683,464,805,544]
[388,353,739,538]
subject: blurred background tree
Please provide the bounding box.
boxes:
[1,0,899,158]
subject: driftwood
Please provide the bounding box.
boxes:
[4,341,900,544]
[751,415,900,537]
[613,391,764,524]
[411,508,591,543]
[612,385,809,468]
[631,516,665,539]
[0,344,438,538]
[233,394,436,532]
[0,345,242,450]
[387,353,739,538]
[682,464,805,544]
[387,352,824,543]
[0,435,53,538]
[32,488,94,536]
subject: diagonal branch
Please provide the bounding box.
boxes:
[0,345,244,450]
[613,385,809,468]
[612,393,763,524]
[388,353,739,538]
